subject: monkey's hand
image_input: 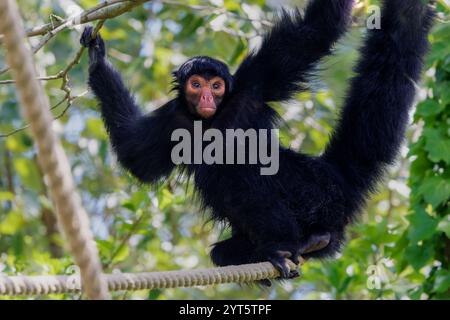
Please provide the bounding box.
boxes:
[80,26,106,68]
[382,0,435,33]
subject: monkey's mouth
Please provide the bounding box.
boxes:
[197,104,217,118]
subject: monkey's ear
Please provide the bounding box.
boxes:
[172,70,183,85]
[227,75,234,94]
[170,70,181,93]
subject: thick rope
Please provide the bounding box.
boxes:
[0,261,300,296]
[0,0,109,299]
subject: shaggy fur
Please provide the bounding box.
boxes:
[81,0,434,277]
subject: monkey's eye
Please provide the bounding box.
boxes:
[213,83,222,90]
[192,81,201,88]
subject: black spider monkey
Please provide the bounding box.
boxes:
[81,0,434,279]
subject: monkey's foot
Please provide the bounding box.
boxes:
[299,232,331,255]
[255,243,301,280]
[268,251,299,279]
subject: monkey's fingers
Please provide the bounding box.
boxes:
[258,279,272,287]
[80,26,94,47]
[80,26,105,50]
[257,268,298,287]
[268,252,299,280]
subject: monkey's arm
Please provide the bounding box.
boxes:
[81,27,176,183]
[233,0,353,102]
[322,0,434,195]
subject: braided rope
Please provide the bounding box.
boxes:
[0,0,109,299]
[0,261,300,296]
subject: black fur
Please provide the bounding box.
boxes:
[81,0,434,277]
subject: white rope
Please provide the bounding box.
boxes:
[0,261,299,296]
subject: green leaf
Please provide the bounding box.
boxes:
[13,158,43,192]
[418,176,450,208]
[121,201,136,212]
[437,217,450,238]
[224,0,241,11]
[85,117,107,140]
[229,39,246,66]
[436,81,450,106]
[423,128,450,164]
[0,210,25,235]
[0,191,14,201]
[6,135,31,153]
[416,100,443,117]
[111,245,129,264]
[427,42,449,64]
[434,269,450,293]
[408,207,439,242]
[158,188,173,211]
[148,289,162,300]
[337,276,353,294]
[404,242,435,271]
[96,239,114,259]
[122,191,149,211]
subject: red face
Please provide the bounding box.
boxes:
[185,75,226,119]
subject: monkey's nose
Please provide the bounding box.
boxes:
[201,95,213,102]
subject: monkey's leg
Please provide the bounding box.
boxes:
[300,229,347,259]
[226,204,302,279]
[210,235,254,267]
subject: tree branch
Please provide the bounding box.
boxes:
[0,19,104,139]
[0,0,273,139]
[0,91,88,138]
[0,0,150,75]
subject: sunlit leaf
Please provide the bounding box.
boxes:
[434,269,450,293]
[111,245,130,264]
[437,217,450,238]
[0,210,25,235]
[418,176,450,208]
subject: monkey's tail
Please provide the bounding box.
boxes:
[322,1,434,200]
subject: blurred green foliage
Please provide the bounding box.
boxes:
[0,0,448,300]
